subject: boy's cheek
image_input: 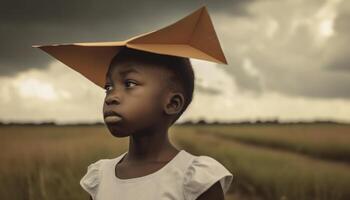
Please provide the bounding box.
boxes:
[127,99,163,123]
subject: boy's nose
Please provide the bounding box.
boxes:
[105,94,121,105]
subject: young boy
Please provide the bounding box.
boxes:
[102,46,228,200]
[33,6,233,200]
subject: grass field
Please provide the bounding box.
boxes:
[0,124,349,200]
[194,124,350,162]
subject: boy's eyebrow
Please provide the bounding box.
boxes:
[105,67,140,80]
[119,68,140,76]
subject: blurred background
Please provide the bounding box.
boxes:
[0,0,349,199]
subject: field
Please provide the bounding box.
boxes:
[0,124,349,200]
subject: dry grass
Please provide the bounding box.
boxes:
[0,125,128,200]
[1,124,349,200]
[171,125,350,200]
[195,124,350,162]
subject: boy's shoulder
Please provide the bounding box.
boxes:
[181,151,234,199]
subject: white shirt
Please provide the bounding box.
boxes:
[80,149,233,200]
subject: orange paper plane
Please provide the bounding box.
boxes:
[32,5,228,89]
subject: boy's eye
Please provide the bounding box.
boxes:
[125,80,137,88]
[104,84,113,92]
[104,80,137,92]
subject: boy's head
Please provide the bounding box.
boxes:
[103,47,194,137]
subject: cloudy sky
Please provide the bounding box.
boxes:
[1,0,350,124]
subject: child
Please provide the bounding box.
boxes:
[33,6,233,200]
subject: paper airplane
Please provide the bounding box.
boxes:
[32,5,228,89]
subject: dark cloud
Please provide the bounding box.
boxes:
[0,0,252,77]
[214,0,350,99]
[324,1,350,71]
[217,52,264,94]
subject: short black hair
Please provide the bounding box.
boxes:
[107,47,195,125]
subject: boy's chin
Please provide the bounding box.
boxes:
[111,131,130,138]
[109,129,131,138]
[105,124,130,137]
[104,120,160,138]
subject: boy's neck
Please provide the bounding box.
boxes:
[125,125,178,162]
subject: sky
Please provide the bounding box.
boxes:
[1,0,350,124]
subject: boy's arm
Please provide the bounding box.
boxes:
[196,181,225,200]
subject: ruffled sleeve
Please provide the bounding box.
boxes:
[80,160,103,199]
[183,156,233,200]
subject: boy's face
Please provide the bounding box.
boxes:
[103,58,171,137]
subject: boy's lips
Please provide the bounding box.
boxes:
[104,111,123,123]
[105,115,122,123]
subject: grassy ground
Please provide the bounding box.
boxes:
[172,125,350,200]
[0,124,349,200]
[0,125,127,200]
[194,124,350,162]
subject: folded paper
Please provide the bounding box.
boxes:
[32,5,228,88]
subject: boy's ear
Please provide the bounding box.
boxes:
[163,92,185,116]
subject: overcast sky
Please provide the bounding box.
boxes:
[1,0,350,124]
